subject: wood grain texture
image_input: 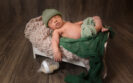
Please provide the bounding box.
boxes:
[0,0,133,83]
[0,0,132,23]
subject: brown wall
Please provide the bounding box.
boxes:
[0,0,132,23]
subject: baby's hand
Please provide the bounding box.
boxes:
[53,51,62,62]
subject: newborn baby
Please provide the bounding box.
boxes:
[42,9,108,62]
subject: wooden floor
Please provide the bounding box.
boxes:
[0,18,133,83]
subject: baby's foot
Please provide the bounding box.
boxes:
[101,27,108,32]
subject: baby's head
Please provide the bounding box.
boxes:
[42,9,63,30]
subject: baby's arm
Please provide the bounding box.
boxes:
[52,30,62,62]
[92,16,103,32]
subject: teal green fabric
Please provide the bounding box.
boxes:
[42,9,62,27]
[59,26,114,83]
[81,17,97,38]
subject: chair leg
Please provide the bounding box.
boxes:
[32,45,36,59]
[33,53,36,59]
[102,64,108,79]
[102,57,108,79]
[102,39,109,79]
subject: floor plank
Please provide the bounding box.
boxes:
[0,18,133,83]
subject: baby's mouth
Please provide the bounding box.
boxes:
[56,22,60,26]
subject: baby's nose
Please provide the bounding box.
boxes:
[54,20,57,23]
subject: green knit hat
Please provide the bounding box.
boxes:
[42,9,62,27]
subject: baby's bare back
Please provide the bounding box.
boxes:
[61,22,81,39]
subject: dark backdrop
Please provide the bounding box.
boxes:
[0,0,132,23]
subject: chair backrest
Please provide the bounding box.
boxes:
[24,16,53,55]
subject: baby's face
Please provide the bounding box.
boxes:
[48,15,63,30]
